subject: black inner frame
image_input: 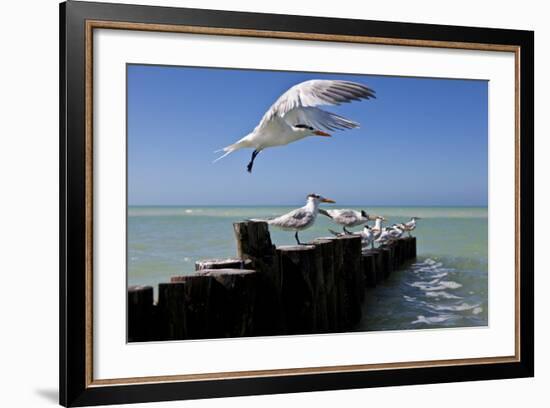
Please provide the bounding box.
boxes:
[60,1,534,406]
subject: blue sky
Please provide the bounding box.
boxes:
[127,64,488,206]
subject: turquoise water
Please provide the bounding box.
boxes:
[128,206,488,331]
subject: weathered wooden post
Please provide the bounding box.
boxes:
[278,245,320,334]
[361,252,377,288]
[233,221,284,335]
[328,235,363,329]
[410,237,417,258]
[311,238,337,332]
[379,246,393,280]
[195,258,253,271]
[157,282,192,340]
[166,268,257,339]
[362,249,380,284]
[128,285,154,342]
[392,240,402,271]
[194,269,257,338]
[325,237,346,331]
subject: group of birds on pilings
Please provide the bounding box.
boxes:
[323,208,421,250]
[251,192,421,248]
[213,78,421,247]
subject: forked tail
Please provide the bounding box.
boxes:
[213,137,251,163]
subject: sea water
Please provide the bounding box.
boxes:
[128,206,488,331]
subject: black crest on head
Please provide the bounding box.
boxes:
[308,193,320,199]
[361,210,368,218]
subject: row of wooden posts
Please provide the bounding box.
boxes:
[128,221,417,342]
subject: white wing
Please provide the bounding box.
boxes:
[284,107,359,131]
[258,79,375,131]
[268,208,313,230]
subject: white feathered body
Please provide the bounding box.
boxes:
[403,218,418,232]
[360,226,375,248]
[320,209,368,227]
[264,197,321,232]
[215,79,375,161]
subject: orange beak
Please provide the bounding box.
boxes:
[321,198,336,203]
[313,130,331,137]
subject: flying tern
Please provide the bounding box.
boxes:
[214,79,375,172]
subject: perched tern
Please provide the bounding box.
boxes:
[387,224,405,240]
[400,217,422,237]
[375,227,394,247]
[376,225,405,246]
[320,208,377,234]
[214,80,375,172]
[328,224,374,249]
[361,225,376,249]
[252,193,335,244]
[371,216,386,240]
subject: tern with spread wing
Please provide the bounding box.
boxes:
[320,208,377,234]
[251,193,335,245]
[214,80,375,172]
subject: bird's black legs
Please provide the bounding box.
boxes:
[294,231,302,245]
[247,150,260,173]
[343,227,351,235]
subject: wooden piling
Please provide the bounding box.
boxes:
[195,258,252,271]
[330,235,363,329]
[233,221,284,335]
[277,245,320,334]
[311,238,338,332]
[364,249,384,284]
[165,268,257,339]
[127,285,154,342]
[361,252,377,288]
[379,246,393,280]
[157,282,191,340]
[324,236,346,330]
[196,268,257,338]
[392,241,402,271]
[410,237,417,258]
[128,226,418,341]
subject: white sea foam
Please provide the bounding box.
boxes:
[429,302,480,312]
[440,281,462,289]
[403,295,416,302]
[472,307,483,315]
[425,291,463,300]
[412,314,456,325]
[409,280,462,292]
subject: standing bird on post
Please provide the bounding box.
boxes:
[319,208,378,234]
[251,193,335,245]
[398,217,422,237]
[361,225,376,249]
[328,224,375,250]
[214,79,376,172]
[371,216,386,240]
